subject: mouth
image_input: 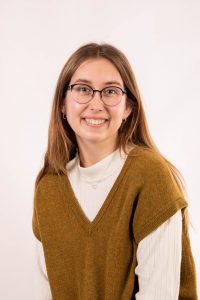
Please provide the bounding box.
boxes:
[84,118,108,126]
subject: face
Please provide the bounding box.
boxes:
[61,58,132,150]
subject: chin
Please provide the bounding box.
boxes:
[78,133,109,144]
[85,136,107,144]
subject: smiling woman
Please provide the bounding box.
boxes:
[32,43,198,299]
[61,58,132,165]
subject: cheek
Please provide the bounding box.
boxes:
[66,97,83,115]
[108,105,126,120]
[65,99,89,128]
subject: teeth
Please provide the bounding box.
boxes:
[85,118,106,125]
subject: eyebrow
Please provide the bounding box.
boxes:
[74,78,123,87]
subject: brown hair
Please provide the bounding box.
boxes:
[35,42,190,234]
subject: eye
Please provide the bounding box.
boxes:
[75,84,92,95]
[103,87,121,96]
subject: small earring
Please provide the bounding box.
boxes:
[62,113,67,119]
[122,118,127,123]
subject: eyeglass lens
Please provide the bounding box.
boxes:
[71,84,124,106]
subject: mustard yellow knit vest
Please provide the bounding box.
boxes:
[33,146,198,299]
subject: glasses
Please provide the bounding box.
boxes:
[67,83,127,106]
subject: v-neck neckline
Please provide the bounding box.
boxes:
[58,146,138,235]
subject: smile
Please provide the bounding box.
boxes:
[84,118,107,126]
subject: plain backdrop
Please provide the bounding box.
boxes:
[0,0,199,299]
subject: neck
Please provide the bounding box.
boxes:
[77,140,118,167]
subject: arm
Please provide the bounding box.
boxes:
[135,209,182,299]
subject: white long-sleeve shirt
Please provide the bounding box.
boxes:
[35,149,182,299]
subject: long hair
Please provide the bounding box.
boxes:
[34,42,190,234]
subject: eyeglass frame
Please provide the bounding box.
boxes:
[66,83,127,106]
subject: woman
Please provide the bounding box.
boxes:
[32,43,198,299]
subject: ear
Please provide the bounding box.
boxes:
[61,104,66,114]
[123,101,133,119]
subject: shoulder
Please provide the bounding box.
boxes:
[36,173,59,189]
[128,146,171,181]
[35,173,65,199]
[130,147,187,244]
[128,145,166,163]
[34,173,66,211]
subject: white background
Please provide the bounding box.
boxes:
[0,0,199,298]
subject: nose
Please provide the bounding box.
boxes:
[89,90,104,110]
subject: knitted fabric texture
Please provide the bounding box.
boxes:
[32,146,198,299]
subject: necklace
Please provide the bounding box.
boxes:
[77,150,119,189]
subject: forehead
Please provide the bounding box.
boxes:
[70,58,123,86]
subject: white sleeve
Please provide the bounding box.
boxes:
[35,239,52,300]
[135,209,182,300]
